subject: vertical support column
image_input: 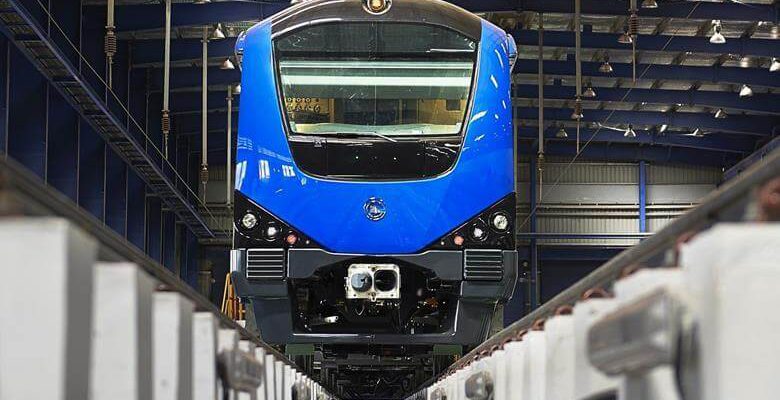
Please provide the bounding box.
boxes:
[638,160,647,233]
[152,292,195,400]
[90,263,155,400]
[201,27,209,202]
[255,347,268,400]
[265,354,277,400]
[0,219,97,400]
[226,86,233,206]
[529,155,540,310]
[217,329,240,400]
[192,313,219,400]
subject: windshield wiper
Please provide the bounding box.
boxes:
[326,131,398,143]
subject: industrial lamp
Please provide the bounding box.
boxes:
[710,20,726,44]
[220,58,235,70]
[624,125,637,138]
[599,55,614,74]
[770,58,780,72]
[739,84,753,98]
[210,23,226,40]
[641,0,658,8]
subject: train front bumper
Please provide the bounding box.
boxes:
[231,248,518,346]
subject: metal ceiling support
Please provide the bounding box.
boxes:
[514,59,780,88]
[538,14,545,157]
[515,107,777,136]
[629,0,638,82]
[0,0,214,238]
[226,86,233,207]
[516,126,755,154]
[88,0,779,32]
[162,0,172,159]
[527,141,742,166]
[512,84,780,115]
[105,0,116,89]
[574,0,583,152]
[509,30,780,59]
[201,27,209,203]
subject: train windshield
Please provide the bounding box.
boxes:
[275,23,477,138]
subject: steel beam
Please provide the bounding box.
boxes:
[517,127,756,154]
[518,141,742,167]
[131,27,780,66]
[513,29,780,58]
[723,136,780,181]
[515,107,777,136]
[87,0,779,33]
[517,0,779,23]
[515,59,780,88]
[639,161,647,233]
[513,84,780,115]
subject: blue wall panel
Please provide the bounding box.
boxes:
[126,170,146,251]
[7,48,46,178]
[78,124,105,220]
[146,196,162,262]
[162,210,176,272]
[47,88,79,201]
[105,151,127,235]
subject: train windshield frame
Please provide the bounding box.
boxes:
[273,22,479,140]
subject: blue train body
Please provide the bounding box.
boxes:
[235,20,516,254]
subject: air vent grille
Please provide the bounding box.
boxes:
[246,249,286,280]
[464,250,504,281]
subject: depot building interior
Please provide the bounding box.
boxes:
[0,0,778,399]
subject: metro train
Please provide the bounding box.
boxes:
[231,0,518,362]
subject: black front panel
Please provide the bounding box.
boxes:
[288,138,459,179]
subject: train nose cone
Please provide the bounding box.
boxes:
[350,272,373,292]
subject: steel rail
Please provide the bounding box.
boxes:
[0,156,338,395]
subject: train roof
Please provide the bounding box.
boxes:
[261,0,485,40]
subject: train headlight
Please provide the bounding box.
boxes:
[241,213,258,230]
[364,0,391,14]
[265,225,279,240]
[491,212,510,231]
[470,221,488,242]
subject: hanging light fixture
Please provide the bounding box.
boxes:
[583,83,597,98]
[571,97,584,120]
[739,84,753,98]
[220,57,235,70]
[658,124,668,134]
[714,108,727,119]
[641,0,658,8]
[710,20,726,44]
[556,125,569,138]
[233,83,242,95]
[599,54,614,74]
[624,124,637,138]
[618,31,633,44]
[210,23,226,40]
[770,57,780,72]
[691,128,705,137]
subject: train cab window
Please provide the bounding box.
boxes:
[274,22,478,180]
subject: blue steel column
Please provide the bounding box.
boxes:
[639,160,647,233]
[529,154,540,309]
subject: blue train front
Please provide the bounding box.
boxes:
[231,0,518,347]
